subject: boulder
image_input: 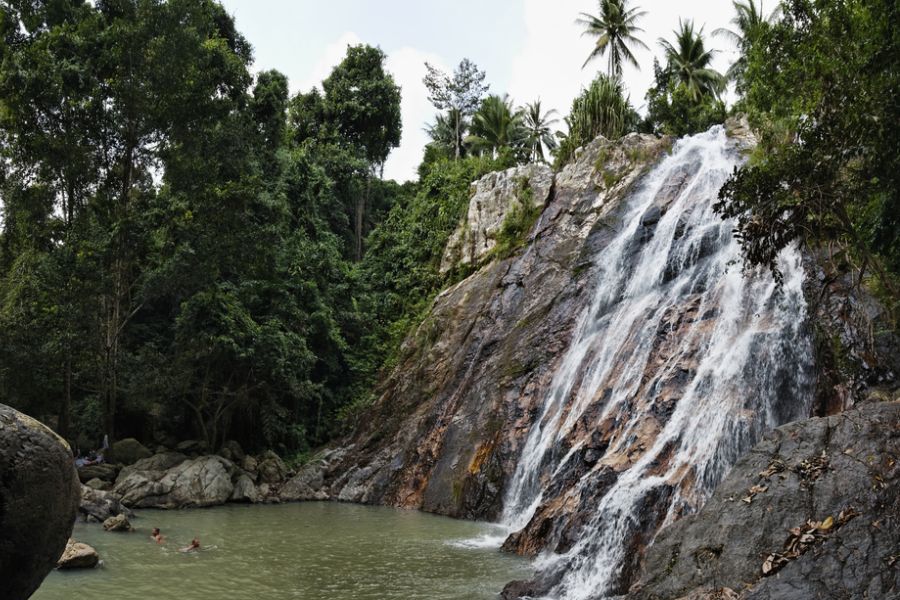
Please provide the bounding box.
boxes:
[79,485,133,522]
[102,513,132,532]
[280,462,329,502]
[108,437,152,466]
[0,404,81,600]
[113,455,235,508]
[175,439,207,455]
[241,455,258,475]
[77,462,120,483]
[84,478,111,491]
[628,401,900,600]
[257,451,287,484]
[229,473,259,503]
[57,539,99,570]
[221,440,245,462]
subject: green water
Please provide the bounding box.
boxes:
[33,503,530,600]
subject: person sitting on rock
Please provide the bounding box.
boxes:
[150,528,165,544]
[180,538,200,553]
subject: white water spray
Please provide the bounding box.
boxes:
[500,127,812,599]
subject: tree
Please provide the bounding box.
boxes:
[643,58,726,136]
[425,108,470,162]
[423,59,490,160]
[466,95,526,160]
[715,0,900,304]
[522,101,559,163]
[713,0,778,90]
[320,44,402,261]
[659,19,725,102]
[578,0,649,77]
[555,75,639,167]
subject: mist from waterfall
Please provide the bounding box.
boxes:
[500,126,813,599]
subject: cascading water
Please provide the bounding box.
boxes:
[500,126,813,599]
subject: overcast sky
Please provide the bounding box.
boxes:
[218,1,741,182]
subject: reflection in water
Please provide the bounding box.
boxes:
[34,503,532,600]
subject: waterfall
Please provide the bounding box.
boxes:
[501,127,813,599]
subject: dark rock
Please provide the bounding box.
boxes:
[108,437,152,466]
[257,451,287,485]
[0,404,81,600]
[175,439,207,455]
[628,401,900,600]
[77,462,120,483]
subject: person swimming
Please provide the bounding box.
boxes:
[150,528,165,544]
[180,538,201,553]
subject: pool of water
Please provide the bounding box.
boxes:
[33,503,531,600]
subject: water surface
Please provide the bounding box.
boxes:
[34,503,530,600]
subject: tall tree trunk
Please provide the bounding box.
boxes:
[355,171,370,261]
[58,354,72,440]
[454,111,461,160]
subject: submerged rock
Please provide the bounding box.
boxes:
[57,539,99,570]
[628,401,900,600]
[0,405,81,600]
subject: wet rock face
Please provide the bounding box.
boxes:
[628,401,900,600]
[441,162,554,274]
[0,404,81,600]
[282,132,671,518]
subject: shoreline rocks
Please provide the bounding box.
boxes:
[57,539,99,570]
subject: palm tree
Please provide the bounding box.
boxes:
[714,0,778,82]
[521,100,559,163]
[425,108,469,159]
[466,95,526,159]
[578,0,649,77]
[659,19,726,101]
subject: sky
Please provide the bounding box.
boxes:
[218,1,741,182]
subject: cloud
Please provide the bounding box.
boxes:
[508,0,737,124]
[296,31,362,93]
[383,48,448,182]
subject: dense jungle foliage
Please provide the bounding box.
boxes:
[0,0,896,456]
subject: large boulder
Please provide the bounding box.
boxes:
[77,462,120,483]
[220,440,245,463]
[57,539,99,570]
[628,401,900,600]
[108,437,152,465]
[229,473,259,503]
[257,451,288,485]
[0,404,81,600]
[113,455,235,508]
[79,485,133,522]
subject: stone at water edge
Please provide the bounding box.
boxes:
[57,539,100,570]
[80,484,134,522]
[0,404,81,600]
[102,513,133,532]
[108,437,152,466]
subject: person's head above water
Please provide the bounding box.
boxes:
[151,528,160,536]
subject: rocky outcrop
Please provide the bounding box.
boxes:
[77,462,119,484]
[0,404,81,600]
[289,131,672,518]
[441,162,554,274]
[57,539,99,570]
[113,455,235,508]
[80,485,133,522]
[628,401,900,600]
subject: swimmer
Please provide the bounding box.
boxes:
[150,528,165,544]
[180,538,201,553]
